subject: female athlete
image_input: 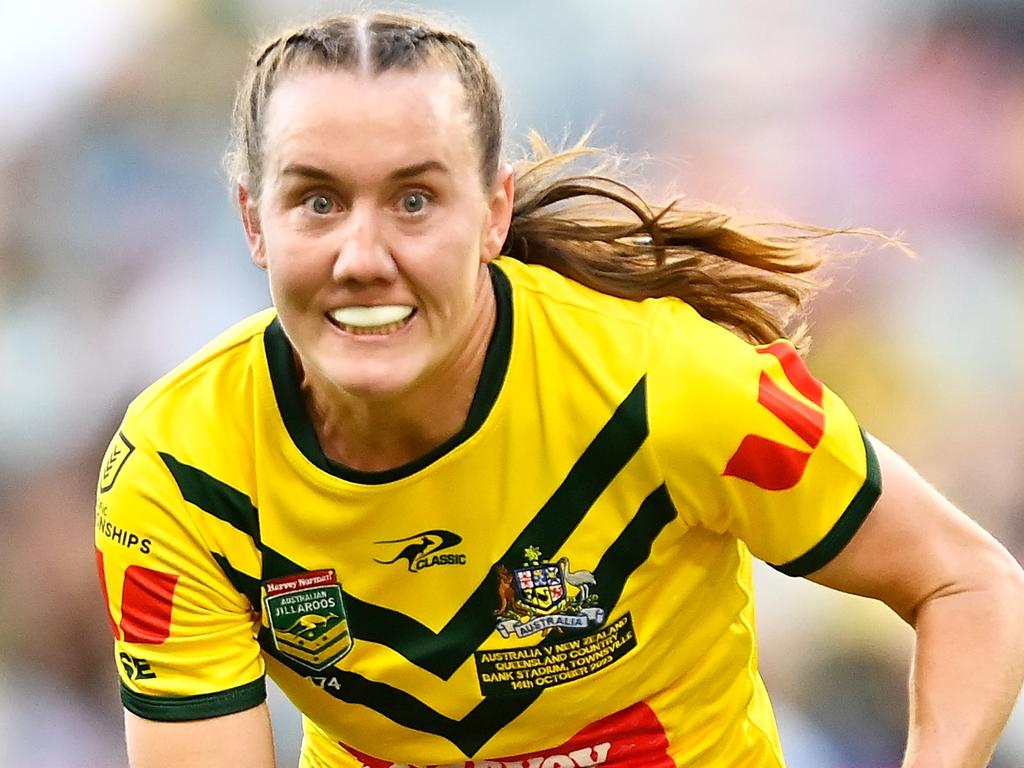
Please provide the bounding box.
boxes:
[95,11,1024,768]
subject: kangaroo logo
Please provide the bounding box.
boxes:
[287,613,338,634]
[374,529,466,572]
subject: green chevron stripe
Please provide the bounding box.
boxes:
[591,484,677,609]
[161,379,659,755]
[165,376,649,681]
[212,552,260,608]
[260,630,537,757]
[160,453,260,541]
[256,482,674,756]
[257,376,649,679]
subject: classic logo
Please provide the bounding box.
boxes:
[374,529,467,572]
[262,569,352,670]
[494,546,604,639]
[99,431,134,493]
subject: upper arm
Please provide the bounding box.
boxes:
[125,703,275,768]
[805,435,1024,623]
[647,311,878,569]
[96,428,266,725]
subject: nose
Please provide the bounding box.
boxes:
[331,204,398,285]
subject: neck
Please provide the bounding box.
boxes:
[299,268,498,473]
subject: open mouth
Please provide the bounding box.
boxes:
[327,305,416,336]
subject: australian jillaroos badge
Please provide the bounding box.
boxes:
[493,546,606,639]
[262,569,352,670]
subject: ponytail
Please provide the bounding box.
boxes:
[505,133,896,350]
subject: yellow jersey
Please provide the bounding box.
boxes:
[96,256,879,767]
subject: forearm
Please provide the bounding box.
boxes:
[902,570,1024,768]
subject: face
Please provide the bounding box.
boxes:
[241,66,513,402]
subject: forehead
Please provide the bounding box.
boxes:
[262,66,477,179]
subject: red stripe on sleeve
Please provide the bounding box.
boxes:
[758,341,824,406]
[119,565,179,645]
[340,701,672,767]
[95,549,121,640]
[757,371,825,448]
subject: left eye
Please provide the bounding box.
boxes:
[306,195,333,214]
[401,192,427,214]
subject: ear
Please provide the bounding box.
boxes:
[238,183,268,269]
[481,163,515,264]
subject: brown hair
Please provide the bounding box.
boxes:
[227,11,889,349]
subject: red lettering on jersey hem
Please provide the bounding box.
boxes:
[339,700,673,767]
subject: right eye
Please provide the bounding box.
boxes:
[305,195,334,214]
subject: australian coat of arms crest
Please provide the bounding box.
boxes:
[493,546,606,639]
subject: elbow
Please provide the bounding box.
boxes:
[971,544,1024,637]
[906,542,1024,632]
[992,550,1024,672]
[997,549,1024,624]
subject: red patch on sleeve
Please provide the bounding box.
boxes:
[724,341,826,490]
[95,549,120,640]
[723,435,813,491]
[340,700,672,767]
[119,565,179,644]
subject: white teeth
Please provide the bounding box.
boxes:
[329,305,414,329]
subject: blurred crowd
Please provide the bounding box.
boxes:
[1,1,1022,766]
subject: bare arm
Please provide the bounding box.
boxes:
[807,437,1024,768]
[125,703,276,768]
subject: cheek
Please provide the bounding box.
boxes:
[408,235,481,299]
[264,233,327,297]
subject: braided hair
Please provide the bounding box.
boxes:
[227,12,894,348]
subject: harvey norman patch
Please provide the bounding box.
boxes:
[262,569,352,670]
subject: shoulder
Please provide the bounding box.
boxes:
[492,256,658,328]
[121,308,277,448]
[493,255,771,396]
[97,310,278,554]
[642,298,816,470]
[493,256,748,344]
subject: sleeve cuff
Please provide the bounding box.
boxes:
[121,677,267,721]
[771,428,882,577]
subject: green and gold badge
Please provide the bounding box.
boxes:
[262,569,352,670]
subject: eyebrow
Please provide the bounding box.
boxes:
[279,160,449,183]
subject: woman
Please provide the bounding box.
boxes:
[94,11,1024,768]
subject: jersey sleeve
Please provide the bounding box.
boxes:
[95,426,266,720]
[646,299,881,575]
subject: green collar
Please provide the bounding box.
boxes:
[263,264,513,484]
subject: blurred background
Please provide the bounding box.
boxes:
[1,0,1022,765]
